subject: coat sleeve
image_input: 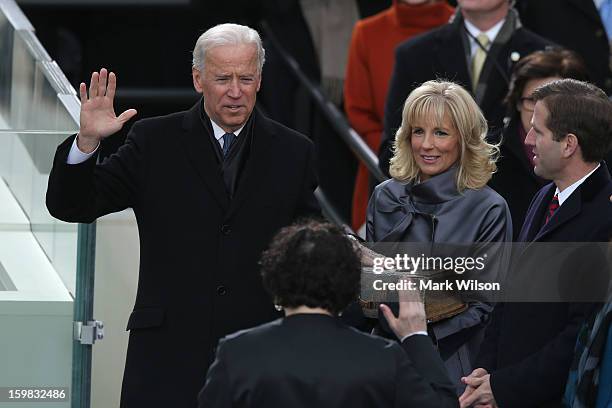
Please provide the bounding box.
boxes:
[476,189,540,368]
[198,340,232,408]
[344,23,383,151]
[472,196,513,298]
[294,140,321,220]
[489,303,594,407]
[431,196,512,342]
[46,122,145,223]
[474,301,503,372]
[395,336,459,408]
[379,44,415,177]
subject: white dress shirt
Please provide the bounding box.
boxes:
[464,18,506,60]
[401,331,428,342]
[555,164,601,206]
[66,138,99,164]
[210,120,244,150]
[66,119,244,164]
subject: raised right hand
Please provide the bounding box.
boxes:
[77,68,137,152]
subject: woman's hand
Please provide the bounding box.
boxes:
[380,284,427,338]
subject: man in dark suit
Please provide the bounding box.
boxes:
[515,0,612,95]
[488,48,590,239]
[198,220,458,408]
[460,79,612,408]
[378,0,550,176]
[46,24,319,408]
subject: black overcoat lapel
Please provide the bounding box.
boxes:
[433,25,472,91]
[527,163,611,242]
[179,102,230,211]
[226,109,277,218]
[533,192,581,242]
[522,184,555,242]
[478,40,511,112]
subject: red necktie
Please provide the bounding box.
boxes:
[545,193,559,225]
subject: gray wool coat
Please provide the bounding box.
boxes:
[367,167,512,392]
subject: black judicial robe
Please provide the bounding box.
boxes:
[46,100,319,408]
[198,314,459,408]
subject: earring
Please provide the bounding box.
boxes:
[274,304,283,312]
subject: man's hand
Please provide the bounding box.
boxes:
[459,368,488,407]
[380,283,427,339]
[77,68,137,152]
[459,372,497,408]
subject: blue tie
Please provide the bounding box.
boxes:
[222,133,236,158]
[600,0,612,40]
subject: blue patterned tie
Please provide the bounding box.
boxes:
[222,133,236,158]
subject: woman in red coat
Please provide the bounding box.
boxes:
[344,0,454,233]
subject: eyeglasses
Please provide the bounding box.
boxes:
[519,96,536,112]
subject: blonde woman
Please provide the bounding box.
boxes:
[367,80,512,392]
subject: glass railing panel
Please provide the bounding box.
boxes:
[1,24,80,295]
[0,11,14,123]
[0,1,92,407]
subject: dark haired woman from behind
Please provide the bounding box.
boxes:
[198,220,458,408]
[489,48,590,239]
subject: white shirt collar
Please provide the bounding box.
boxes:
[594,0,605,10]
[210,119,244,145]
[464,18,506,58]
[555,163,601,206]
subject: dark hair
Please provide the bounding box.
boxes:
[532,79,612,163]
[505,48,589,112]
[260,220,361,315]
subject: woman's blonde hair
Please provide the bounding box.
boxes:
[389,80,499,191]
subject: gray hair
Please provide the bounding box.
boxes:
[192,23,266,73]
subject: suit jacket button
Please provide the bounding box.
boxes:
[216,285,227,295]
[221,224,231,235]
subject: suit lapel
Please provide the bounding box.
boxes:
[530,163,611,241]
[533,191,581,242]
[520,184,555,242]
[179,101,230,210]
[478,41,509,108]
[436,18,508,111]
[434,24,472,91]
[226,109,277,218]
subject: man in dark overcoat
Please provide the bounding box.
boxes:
[46,23,319,408]
[378,0,550,176]
[460,79,612,408]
